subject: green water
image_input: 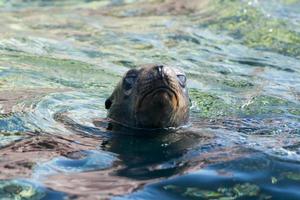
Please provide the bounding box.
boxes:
[0,0,299,199]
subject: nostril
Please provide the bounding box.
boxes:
[156,65,164,78]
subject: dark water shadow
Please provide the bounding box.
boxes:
[118,153,300,200]
[54,112,220,180]
[101,127,214,180]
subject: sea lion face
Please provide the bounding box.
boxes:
[105,65,189,129]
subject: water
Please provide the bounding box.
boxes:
[0,0,299,199]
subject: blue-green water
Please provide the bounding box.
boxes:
[0,0,299,199]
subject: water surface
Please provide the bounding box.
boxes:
[0,0,299,199]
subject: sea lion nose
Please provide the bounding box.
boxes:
[155,65,164,79]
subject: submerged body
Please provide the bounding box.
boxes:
[105,64,190,129]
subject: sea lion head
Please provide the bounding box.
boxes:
[105,64,190,129]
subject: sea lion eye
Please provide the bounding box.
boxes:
[123,75,137,91]
[177,74,186,87]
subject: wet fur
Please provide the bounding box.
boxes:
[105,64,190,129]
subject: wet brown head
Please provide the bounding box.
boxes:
[105,64,190,129]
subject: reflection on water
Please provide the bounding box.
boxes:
[102,129,215,180]
[117,153,300,200]
[33,150,117,180]
[0,0,299,199]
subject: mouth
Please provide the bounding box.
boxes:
[138,86,178,109]
[136,86,179,128]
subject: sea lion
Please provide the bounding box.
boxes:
[105,64,190,129]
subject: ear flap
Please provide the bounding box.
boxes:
[105,98,112,109]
